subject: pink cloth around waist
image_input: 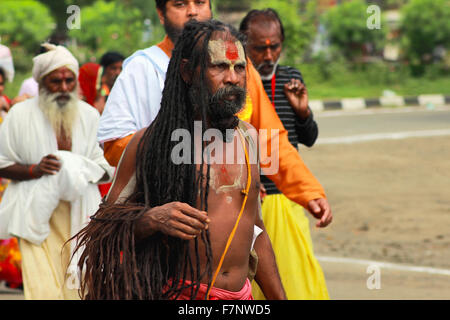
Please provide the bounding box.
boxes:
[176,278,253,300]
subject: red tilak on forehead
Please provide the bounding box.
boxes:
[265,39,271,46]
[225,41,239,61]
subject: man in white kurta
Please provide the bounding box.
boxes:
[0,44,114,299]
[97,44,168,143]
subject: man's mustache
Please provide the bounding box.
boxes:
[54,93,71,100]
[52,92,73,107]
[256,62,275,71]
[210,85,246,104]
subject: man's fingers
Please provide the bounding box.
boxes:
[293,81,305,95]
[316,214,332,228]
[173,209,209,231]
[39,155,61,174]
[44,159,61,168]
[40,160,61,173]
[166,228,199,241]
[169,220,204,237]
[314,200,333,228]
[39,167,58,175]
[316,212,329,227]
[284,80,305,96]
[151,202,212,240]
[308,198,333,228]
[308,200,321,214]
[177,202,210,224]
[296,83,305,94]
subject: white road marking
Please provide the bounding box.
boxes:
[316,105,450,118]
[316,129,450,145]
[316,255,450,276]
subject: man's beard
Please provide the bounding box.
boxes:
[256,58,280,80]
[189,83,246,141]
[38,87,79,138]
[164,18,185,44]
[208,85,246,132]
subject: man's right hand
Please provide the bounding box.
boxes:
[35,154,61,177]
[307,198,333,228]
[138,202,210,241]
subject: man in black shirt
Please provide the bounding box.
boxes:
[240,8,329,300]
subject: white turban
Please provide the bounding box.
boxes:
[32,43,79,82]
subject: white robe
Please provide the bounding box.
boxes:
[97,45,169,143]
[0,97,114,246]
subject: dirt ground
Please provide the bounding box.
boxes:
[300,135,450,269]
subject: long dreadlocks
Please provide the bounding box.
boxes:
[69,20,247,300]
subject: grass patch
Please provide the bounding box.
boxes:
[298,60,450,100]
[3,72,32,99]
[307,76,450,100]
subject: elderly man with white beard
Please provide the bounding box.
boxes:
[0,43,114,300]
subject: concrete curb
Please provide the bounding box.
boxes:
[310,94,450,112]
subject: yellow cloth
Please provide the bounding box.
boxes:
[252,194,329,300]
[236,93,253,122]
[18,201,80,300]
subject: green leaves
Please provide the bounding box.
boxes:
[401,0,450,59]
[251,0,316,66]
[67,1,145,61]
[321,0,386,61]
[0,0,55,52]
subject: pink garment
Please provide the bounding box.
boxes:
[176,278,253,300]
[18,77,38,97]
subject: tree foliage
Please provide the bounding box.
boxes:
[0,0,56,72]
[216,0,250,12]
[123,0,166,42]
[67,0,147,63]
[401,0,450,74]
[38,0,95,34]
[0,0,55,53]
[250,0,317,66]
[321,0,386,61]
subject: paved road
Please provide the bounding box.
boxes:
[313,106,450,140]
[0,282,23,300]
[303,105,450,300]
[319,259,450,300]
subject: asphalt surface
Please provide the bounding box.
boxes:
[314,106,450,139]
[319,259,450,300]
[303,105,450,300]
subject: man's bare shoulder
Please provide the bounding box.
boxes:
[106,127,148,204]
[120,127,148,162]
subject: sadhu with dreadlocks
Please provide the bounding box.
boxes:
[70,20,286,300]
